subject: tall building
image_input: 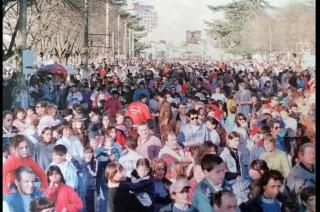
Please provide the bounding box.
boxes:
[133,2,158,34]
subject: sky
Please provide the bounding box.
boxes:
[137,0,307,45]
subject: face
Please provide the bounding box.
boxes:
[303,195,316,212]
[52,152,65,164]
[193,165,204,182]
[84,151,93,161]
[113,169,125,182]
[3,114,13,127]
[228,137,240,149]
[189,114,199,125]
[104,136,113,147]
[35,104,46,115]
[109,129,116,139]
[15,141,30,158]
[249,168,263,180]
[215,194,238,212]
[172,187,190,205]
[263,178,282,199]
[205,121,214,130]
[179,105,187,115]
[42,130,53,143]
[125,118,133,127]
[137,165,150,178]
[116,115,124,124]
[62,128,71,138]
[102,116,110,126]
[237,116,247,127]
[49,171,62,184]
[27,109,35,115]
[15,172,36,195]
[215,87,221,93]
[300,147,315,166]
[17,111,25,120]
[166,133,178,148]
[154,163,166,180]
[137,125,150,139]
[272,123,281,135]
[263,139,275,152]
[206,163,226,185]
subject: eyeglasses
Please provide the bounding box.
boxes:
[191,116,198,120]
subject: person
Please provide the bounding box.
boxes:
[285,143,315,204]
[66,86,84,110]
[211,86,227,103]
[32,127,55,170]
[105,90,123,118]
[169,103,188,135]
[239,170,298,212]
[56,123,84,163]
[47,144,78,190]
[247,160,269,200]
[119,136,144,177]
[204,116,221,145]
[133,81,150,102]
[3,166,44,212]
[177,109,209,147]
[213,190,239,212]
[3,135,48,194]
[155,92,173,135]
[106,161,149,212]
[126,97,152,124]
[45,165,83,212]
[299,186,315,212]
[259,133,291,178]
[29,197,56,212]
[234,82,251,116]
[136,122,162,161]
[12,107,26,132]
[76,146,98,212]
[160,176,194,212]
[3,111,19,149]
[192,154,232,212]
[37,103,61,136]
[151,158,172,211]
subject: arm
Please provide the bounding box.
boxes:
[30,160,48,190]
[65,187,83,211]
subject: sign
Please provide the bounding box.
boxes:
[186,31,201,44]
[22,49,37,75]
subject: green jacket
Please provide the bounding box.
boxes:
[192,178,232,212]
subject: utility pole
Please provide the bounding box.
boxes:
[123,21,127,59]
[84,0,89,73]
[17,0,27,88]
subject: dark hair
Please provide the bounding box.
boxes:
[201,154,224,172]
[259,124,271,134]
[10,134,29,150]
[40,127,53,144]
[136,158,151,170]
[267,118,280,129]
[14,166,35,181]
[187,109,198,117]
[262,133,276,143]
[126,136,138,150]
[47,165,66,184]
[300,186,315,202]
[227,131,240,140]
[197,141,220,162]
[30,197,55,212]
[249,160,269,176]
[235,113,246,126]
[205,116,219,128]
[84,146,94,153]
[260,170,284,191]
[53,144,67,155]
[12,107,25,119]
[139,93,147,100]
[3,110,13,119]
[213,190,236,207]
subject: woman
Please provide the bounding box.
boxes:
[45,165,83,212]
[204,116,221,145]
[152,158,172,212]
[37,103,61,136]
[3,134,48,194]
[169,103,188,135]
[71,115,89,148]
[12,107,26,132]
[32,127,55,170]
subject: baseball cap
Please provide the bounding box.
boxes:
[169,179,190,194]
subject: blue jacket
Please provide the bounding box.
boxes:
[133,88,150,102]
[4,189,43,212]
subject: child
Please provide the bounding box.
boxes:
[48,144,78,190]
[12,107,26,132]
[95,134,121,199]
[23,117,40,144]
[25,106,37,126]
[115,112,127,133]
[124,158,155,211]
[106,126,123,153]
[56,123,84,162]
[32,127,55,170]
[106,162,149,212]
[192,154,233,212]
[77,146,98,212]
[45,165,83,212]
[3,134,48,194]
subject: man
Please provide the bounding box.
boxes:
[234,82,251,116]
[105,90,122,118]
[285,143,315,204]
[132,81,150,102]
[192,155,232,212]
[280,108,297,154]
[213,190,239,212]
[259,133,291,178]
[177,109,209,147]
[4,166,44,212]
[136,122,162,161]
[267,118,287,153]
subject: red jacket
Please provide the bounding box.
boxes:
[105,97,122,117]
[3,155,48,194]
[45,183,83,212]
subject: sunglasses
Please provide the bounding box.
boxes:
[191,116,198,120]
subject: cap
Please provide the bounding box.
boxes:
[169,179,190,194]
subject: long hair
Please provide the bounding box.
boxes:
[47,165,66,184]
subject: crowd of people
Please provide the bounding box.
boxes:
[2,58,316,212]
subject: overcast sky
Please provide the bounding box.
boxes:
[138,0,307,44]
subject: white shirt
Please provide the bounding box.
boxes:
[208,129,220,145]
[56,136,84,161]
[210,93,227,102]
[119,150,144,177]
